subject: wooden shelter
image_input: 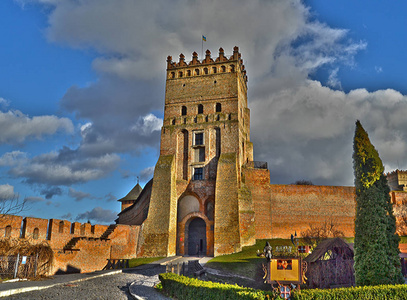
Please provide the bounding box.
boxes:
[304,237,354,289]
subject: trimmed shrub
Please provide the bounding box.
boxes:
[159,272,279,300]
[292,284,407,300]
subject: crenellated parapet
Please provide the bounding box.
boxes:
[166,46,248,84]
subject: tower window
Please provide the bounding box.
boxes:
[187,70,191,76]
[182,106,187,116]
[171,72,175,79]
[179,71,183,77]
[59,221,64,233]
[4,225,11,237]
[216,103,221,112]
[193,167,204,180]
[195,69,200,75]
[198,104,203,114]
[204,67,208,75]
[194,132,204,145]
[221,65,226,72]
[212,67,217,73]
[33,228,39,239]
[230,64,235,72]
[195,148,205,162]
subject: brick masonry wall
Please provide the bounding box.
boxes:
[238,184,256,247]
[0,215,141,274]
[138,155,177,257]
[0,215,22,238]
[214,152,241,255]
[269,185,356,238]
[53,238,111,273]
[244,167,272,240]
[22,217,48,242]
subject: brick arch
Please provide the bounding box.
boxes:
[177,212,212,256]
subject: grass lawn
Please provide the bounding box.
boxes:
[128,257,164,268]
[206,239,294,278]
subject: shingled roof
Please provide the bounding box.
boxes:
[304,237,354,263]
[117,183,143,203]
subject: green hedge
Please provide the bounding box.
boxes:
[158,273,279,300]
[291,284,407,300]
[159,273,407,300]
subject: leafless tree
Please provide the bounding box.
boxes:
[0,194,27,218]
[301,219,344,250]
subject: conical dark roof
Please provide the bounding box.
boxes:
[117,183,143,202]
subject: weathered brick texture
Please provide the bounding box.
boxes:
[0,215,140,274]
[214,153,241,255]
[269,185,356,238]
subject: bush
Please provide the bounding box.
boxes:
[291,284,407,299]
[159,272,279,300]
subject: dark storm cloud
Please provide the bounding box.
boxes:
[68,187,96,202]
[76,206,118,224]
[40,186,62,199]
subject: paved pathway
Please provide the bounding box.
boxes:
[0,256,211,299]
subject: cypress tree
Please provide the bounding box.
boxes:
[353,120,403,285]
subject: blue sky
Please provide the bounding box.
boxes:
[1,0,407,224]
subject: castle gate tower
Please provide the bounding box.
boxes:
[140,47,258,257]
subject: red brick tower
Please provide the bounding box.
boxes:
[139,47,265,257]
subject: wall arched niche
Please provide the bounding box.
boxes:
[178,195,200,221]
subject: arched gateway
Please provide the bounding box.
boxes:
[176,194,213,256]
[187,217,206,256]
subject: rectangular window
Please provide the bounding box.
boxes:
[194,132,204,145]
[195,148,205,162]
[193,167,204,180]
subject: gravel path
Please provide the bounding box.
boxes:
[6,265,169,300]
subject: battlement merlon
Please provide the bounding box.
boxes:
[166,46,248,85]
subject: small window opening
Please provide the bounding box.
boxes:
[195,148,205,162]
[217,115,220,121]
[195,132,204,145]
[193,167,204,180]
[171,72,175,79]
[230,64,235,72]
[5,225,11,237]
[172,119,176,125]
[198,104,203,114]
[33,228,39,239]
[59,221,64,233]
[204,67,208,75]
[194,117,197,123]
[182,106,187,116]
[195,69,200,75]
[212,67,217,73]
[187,70,191,76]
[216,103,221,112]
[179,71,183,78]
[221,65,226,72]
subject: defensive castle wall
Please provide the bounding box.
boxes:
[0,215,140,274]
[269,185,356,238]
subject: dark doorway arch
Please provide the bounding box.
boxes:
[187,218,206,256]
